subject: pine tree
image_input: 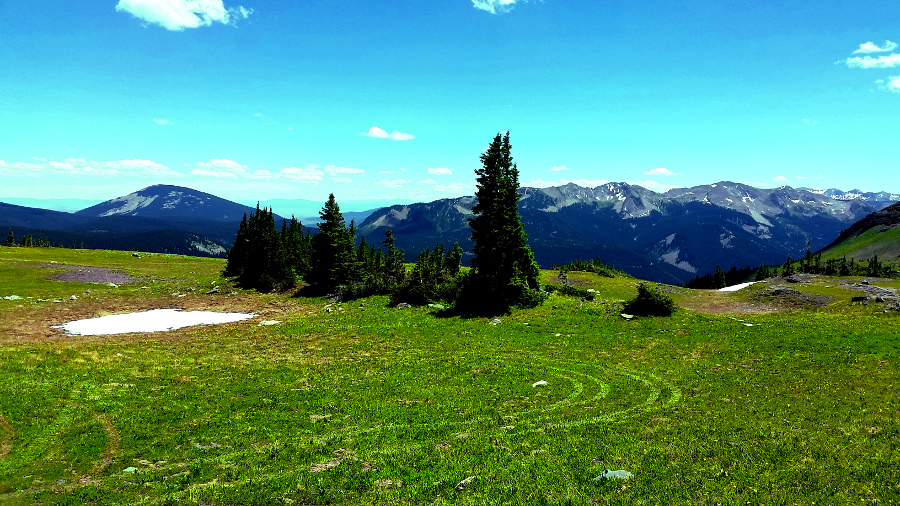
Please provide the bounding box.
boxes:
[308,193,357,292]
[6,228,13,247]
[460,132,543,314]
[713,265,727,289]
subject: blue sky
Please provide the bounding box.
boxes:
[1,0,898,205]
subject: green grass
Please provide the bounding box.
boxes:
[1,248,899,504]
[820,226,900,264]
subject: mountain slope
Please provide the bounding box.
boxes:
[819,201,900,262]
[76,184,275,222]
[358,181,885,284]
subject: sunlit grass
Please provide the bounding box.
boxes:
[0,248,898,504]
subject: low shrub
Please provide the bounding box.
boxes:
[623,283,676,316]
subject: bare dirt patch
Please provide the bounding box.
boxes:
[0,416,13,461]
[679,291,779,315]
[749,285,834,310]
[0,293,317,345]
[46,264,141,285]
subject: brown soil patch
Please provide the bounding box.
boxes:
[679,291,779,315]
[0,417,13,461]
[0,292,317,345]
[46,264,141,284]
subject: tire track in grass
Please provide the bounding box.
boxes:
[59,400,121,479]
[0,417,13,461]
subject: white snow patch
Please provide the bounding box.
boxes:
[665,233,676,246]
[718,282,757,292]
[52,309,256,336]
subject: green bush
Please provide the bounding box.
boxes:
[544,283,594,299]
[623,283,676,317]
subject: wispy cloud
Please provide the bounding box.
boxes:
[853,40,898,54]
[428,167,453,176]
[626,180,679,192]
[0,158,180,177]
[324,166,364,175]
[359,126,414,141]
[566,178,610,188]
[550,165,570,172]
[877,76,900,93]
[153,118,172,125]
[375,179,409,189]
[772,175,789,183]
[190,158,248,178]
[844,53,900,69]
[644,167,676,176]
[280,166,324,184]
[116,0,252,31]
[472,0,519,14]
[435,182,475,194]
[421,178,436,184]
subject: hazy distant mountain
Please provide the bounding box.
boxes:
[358,181,890,284]
[0,197,104,213]
[803,188,900,209]
[76,184,274,222]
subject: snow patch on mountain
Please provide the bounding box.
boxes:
[100,194,157,216]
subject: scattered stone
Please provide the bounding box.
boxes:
[590,457,606,466]
[56,478,66,485]
[428,303,446,310]
[395,302,411,309]
[593,469,632,481]
[620,313,634,320]
[107,283,118,288]
[186,287,195,292]
[258,320,282,326]
[132,253,141,258]
[743,323,754,327]
[309,414,331,423]
[192,442,220,450]
[651,417,670,422]
[375,478,394,487]
[455,475,476,491]
[69,295,77,301]
[122,467,138,474]
[435,443,451,451]
[532,380,548,387]
[84,289,91,294]
[206,287,220,294]
[2,295,22,300]
[455,432,470,439]
[141,286,150,290]
[310,459,342,473]
[489,318,501,325]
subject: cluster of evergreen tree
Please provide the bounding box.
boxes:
[5,228,52,248]
[754,252,894,279]
[224,205,312,292]
[552,257,629,280]
[226,132,546,315]
[686,265,755,289]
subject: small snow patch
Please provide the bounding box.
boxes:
[51,309,255,336]
[718,282,757,292]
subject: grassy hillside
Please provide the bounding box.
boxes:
[1,247,898,504]
[820,225,900,264]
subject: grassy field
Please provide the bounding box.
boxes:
[1,247,899,505]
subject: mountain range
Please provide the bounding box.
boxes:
[1,182,896,283]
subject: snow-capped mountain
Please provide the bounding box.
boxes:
[76,184,273,222]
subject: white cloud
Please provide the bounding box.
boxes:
[330,177,353,183]
[247,170,272,180]
[550,165,570,172]
[375,179,409,189]
[436,182,475,194]
[853,40,898,54]
[472,0,518,14]
[772,175,789,183]
[525,179,560,188]
[190,158,248,178]
[882,75,900,92]
[116,0,252,31]
[0,158,180,177]
[644,167,676,176]
[625,180,679,192]
[421,178,436,184]
[428,167,453,176]
[324,165,364,175]
[844,53,900,69]
[359,126,414,141]
[153,118,172,125]
[280,166,324,184]
[563,178,610,187]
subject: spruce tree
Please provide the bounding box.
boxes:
[713,265,726,288]
[460,132,543,314]
[6,228,13,247]
[308,193,356,292]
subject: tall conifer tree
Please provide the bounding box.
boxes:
[461,132,543,314]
